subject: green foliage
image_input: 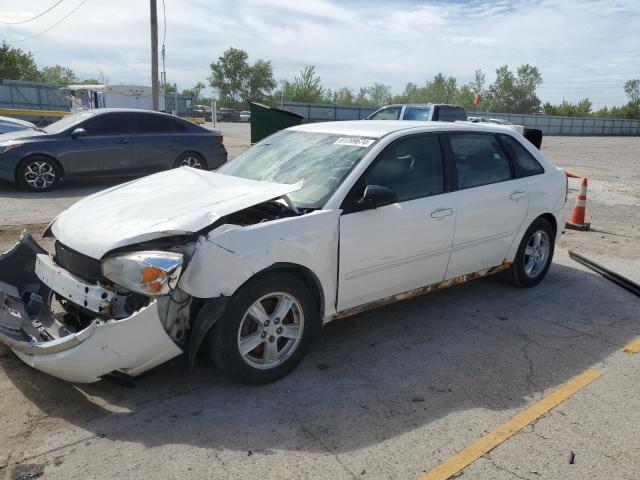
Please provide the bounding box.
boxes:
[39,64,77,85]
[244,59,276,105]
[182,81,206,103]
[0,41,40,81]
[543,99,592,117]
[624,79,639,103]
[208,47,276,108]
[483,64,543,114]
[164,83,176,94]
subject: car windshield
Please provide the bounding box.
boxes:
[44,111,98,133]
[218,130,377,209]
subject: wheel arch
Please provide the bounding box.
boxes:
[15,153,65,183]
[187,261,325,369]
[537,212,558,238]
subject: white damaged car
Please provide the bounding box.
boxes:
[0,121,568,384]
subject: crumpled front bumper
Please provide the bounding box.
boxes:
[0,232,182,383]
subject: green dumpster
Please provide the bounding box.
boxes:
[250,102,304,144]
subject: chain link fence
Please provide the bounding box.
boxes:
[280,101,640,136]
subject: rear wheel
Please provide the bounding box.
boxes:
[208,274,318,384]
[174,152,207,169]
[505,218,555,288]
[16,156,61,192]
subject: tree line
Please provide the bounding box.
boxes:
[1,41,638,119]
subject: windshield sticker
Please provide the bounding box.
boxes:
[333,137,375,148]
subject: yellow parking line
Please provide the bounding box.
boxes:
[419,368,602,480]
[622,337,640,355]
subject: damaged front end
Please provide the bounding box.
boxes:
[0,232,182,383]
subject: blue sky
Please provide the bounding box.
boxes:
[2,0,639,107]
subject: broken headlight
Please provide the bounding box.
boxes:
[101,251,183,296]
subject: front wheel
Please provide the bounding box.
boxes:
[208,274,318,384]
[505,218,555,288]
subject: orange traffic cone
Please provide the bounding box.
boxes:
[566,177,590,231]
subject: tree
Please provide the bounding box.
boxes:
[364,83,392,106]
[40,64,77,84]
[182,81,206,104]
[209,47,250,106]
[0,41,40,81]
[484,64,542,113]
[543,98,592,117]
[244,59,276,105]
[623,79,640,103]
[164,83,176,94]
[209,48,276,107]
[470,69,485,96]
[285,66,325,103]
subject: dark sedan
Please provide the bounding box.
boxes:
[216,108,241,122]
[0,108,227,191]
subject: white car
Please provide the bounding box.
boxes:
[0,121,568,384]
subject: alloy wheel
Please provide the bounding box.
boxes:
[523,230,550,278]
[180,156,202,168]
[237,292,304,370]
[23,161,56,189]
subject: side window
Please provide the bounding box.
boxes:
[449,134,512,189]
[435,107,466,122]
[369,106,402,120]
[365,135,444,202]
[499,134,544,176]
[136,114,174,133]
[80,113,130,135]
[404,107,431,121]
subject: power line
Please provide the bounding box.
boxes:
[0,0,65,25]
[8,0,89,43]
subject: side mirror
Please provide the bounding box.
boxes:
[71,128,87,139]
[356,184,399,211]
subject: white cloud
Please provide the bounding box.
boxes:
[1,0,638,106]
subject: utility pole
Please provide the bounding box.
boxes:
[150,0,159,111]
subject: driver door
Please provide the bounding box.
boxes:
[337,134,456,311]
[63,112,133,177]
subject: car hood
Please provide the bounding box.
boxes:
[51,167,302,259]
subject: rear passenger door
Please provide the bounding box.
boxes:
[444,133,529,279]
[131,113,183,173]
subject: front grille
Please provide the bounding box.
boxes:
[54,242,104,283]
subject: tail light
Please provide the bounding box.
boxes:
[213,135,223,143]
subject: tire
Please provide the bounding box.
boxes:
[174,152,207,170]
[505,218,555,288]
[209,274,318,384]
[16,155,61,192]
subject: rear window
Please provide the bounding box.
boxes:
[499,134,544,176]
[449,134,512,189]
[435,106,467,122]
[403,106,431,121]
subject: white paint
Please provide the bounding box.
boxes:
[12,302,182,383]
[51,167,302,259]
[338,193,456,310]
[35,254,114,314]
[179,210,340,318]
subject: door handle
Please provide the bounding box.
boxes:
[510,190,527,200]
[430,208,453,219]
[117,139,129,144]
